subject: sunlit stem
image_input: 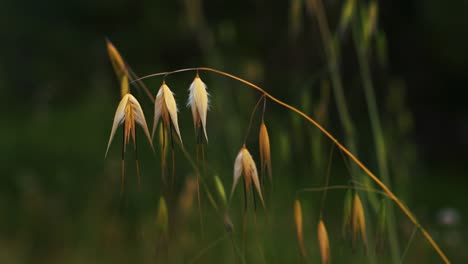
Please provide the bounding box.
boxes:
[134,67,450,264]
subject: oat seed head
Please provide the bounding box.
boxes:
[105,94,153,157]
[120,74,130,98]
[230,146,265,207]
[353,193,367,248]
[294,199,306,257]
[259,121,272,183]
[230,148,245,201]
[153,83,182,143]
[241,147,264,207]
[106,39,127,80]
[188,75,209,142]
[318,219,330,264]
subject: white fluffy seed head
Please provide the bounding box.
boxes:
[188,75,209,142]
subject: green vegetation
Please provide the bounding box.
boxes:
[1,0,464,263]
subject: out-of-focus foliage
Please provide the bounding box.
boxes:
[0,0,467,263]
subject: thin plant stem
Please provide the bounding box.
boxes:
[189,233,229,264]
[305,2,379,261]
[320,143,335,214]
[351,7,401,261]
[243,95,266,144]
[400,226,417,264]
[135,67,450,263]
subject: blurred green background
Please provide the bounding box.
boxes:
[0,0,467,263]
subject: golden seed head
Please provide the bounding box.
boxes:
[352,193,367,248]
[259,121,272,183]
[120,74,130,98]
[294,199,306,257]
[106,39,128,80]
[318,219,330,264]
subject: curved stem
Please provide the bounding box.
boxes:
[197,67,450,264]
[243,95,265,144]
[135,67,450,263]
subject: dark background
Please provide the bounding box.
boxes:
[0,0,466,263]
[1,0,467,161]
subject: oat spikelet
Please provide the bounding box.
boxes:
[106,39,127,79]
[318,219,330,264]
[153,82,182,143]
[353,193,367,248]
[105,94,153,157]
[259,121,272,183]
[294,199,306,257]
[188,74,209,142]
[120,74,130,97]
[230,146,265,207]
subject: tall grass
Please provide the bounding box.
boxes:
[99,2,451,262]
[102,38,450,262]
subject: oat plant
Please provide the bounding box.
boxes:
[102,41,450,263]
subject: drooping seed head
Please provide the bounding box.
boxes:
[188,74,209,142]
[352,193,367,249]
[120,74,130,97]
[294,199,306,257]
[153,82,182,143]
[230,146,265,207]
[259,121,272,183]
[318,219,330,264]
[106,39,128,80]
[105,93,153,157]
